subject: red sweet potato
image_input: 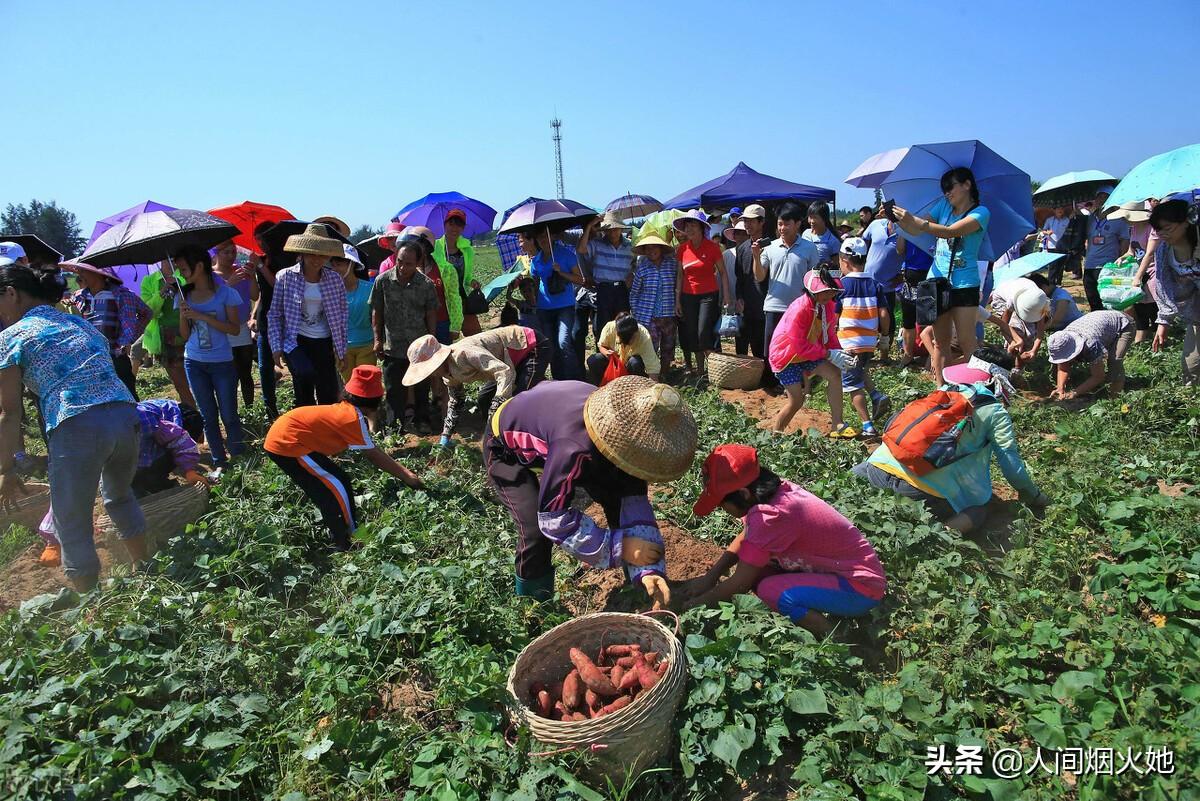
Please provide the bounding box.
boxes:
[656,660,668,677]
[634,658,660,691]
[618,669,640,691]
[569,647,618,696]
[605,644,640,658]
[584,688,599,711]
[552,700,567,720]
[570,712,588,721]
[562,670,582,710]
[643,651,660,667]
[537,690,553,717]
[611,665,624,690]
[596,694,633,717]
[615,655,638,668]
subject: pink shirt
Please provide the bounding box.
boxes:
[739,480,886,599]
[767,294,841,372]
[378,253,396,274]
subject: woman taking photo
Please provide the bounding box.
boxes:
[175,248,246,468]
[268,224,349,407]
[0,263,145,592]
[890,167,991,385]
[1149,199,1200,385]
[674,211,730,374]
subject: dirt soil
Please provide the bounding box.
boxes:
[0,535,126,614]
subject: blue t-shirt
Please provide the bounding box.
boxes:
[531,243,580,310]
[1084,216,1130,270]
[863,218,902,286]
[345,278,374,347]
[928,199,990,288]
[802,228,842,266]
[180,283,241,363]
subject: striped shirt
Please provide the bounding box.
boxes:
[584,238,634,284]
[629,255,677,324]
[837,273,888,354]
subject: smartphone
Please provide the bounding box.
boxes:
[883,200,897,222]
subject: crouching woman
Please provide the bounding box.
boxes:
[677,445,886,636]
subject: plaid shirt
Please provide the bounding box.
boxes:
[74,286,153,351]
[629,254,678,325]
[73,288,120,349]
[136,399,201,473]
[267,266,349,359]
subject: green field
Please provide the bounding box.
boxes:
[0,259,1196,800]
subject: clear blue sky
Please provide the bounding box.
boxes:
[6,0,1199,236]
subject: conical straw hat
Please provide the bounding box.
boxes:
[284,223,344,258]
[584,375,698,483]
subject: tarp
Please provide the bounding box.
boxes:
[663,161,835,210]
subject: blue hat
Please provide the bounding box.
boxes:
[729,207,744,216]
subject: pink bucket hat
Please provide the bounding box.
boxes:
[60,261,123,285]
[803,270,839,295]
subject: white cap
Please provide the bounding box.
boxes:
[740,204,767,219]
[839,237,868,257]
[341,244,363,265]
[0,242,27,267]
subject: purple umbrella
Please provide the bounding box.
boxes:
[87,200,178,289]
[497,198,597,234]
[605,193,663,221]
[392,191,498,238]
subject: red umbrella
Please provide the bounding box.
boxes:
[207,201,294,255]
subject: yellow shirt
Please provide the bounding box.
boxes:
[598,320,660,375]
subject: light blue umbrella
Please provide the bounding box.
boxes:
[481,270,523,302]
[844,147,910,189]
[1106,143,1200,209]
[881,139,1035,262]
[992,251,1066,286]
[1032,170,1117,208]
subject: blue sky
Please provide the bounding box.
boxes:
[6,0,1199,236]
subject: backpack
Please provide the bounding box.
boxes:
[882,385,996,475]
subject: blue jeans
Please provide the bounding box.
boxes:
[48,402,145,579]
[257,319,278,418]
[538,305,578,380]
[185,359,244,466]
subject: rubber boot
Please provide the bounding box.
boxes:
[515,571,555,601]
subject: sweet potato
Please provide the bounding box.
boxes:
[596,694,633,717]
[552,700,567,720]
[604,644,640,658]
[585,688,599,711]
[570,712,588,721]
[611,665,624,690]
[618,669,640,691]
[569,647,618,696]
[537,690,553,717]
[634,658,660,691]
[656,660,668,677]
[615,655,638,669]
[529,681,546,700]
[643,651,659,667]
[562,669,582,710]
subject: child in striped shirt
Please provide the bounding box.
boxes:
[837,238,891,436]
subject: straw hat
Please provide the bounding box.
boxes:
[583,376,698,483]
[313,216,351,238]
[60,260,122,285]
[598,211,631,231]
[284,224,344,258]
[1047,331,1085,364]
[1107,201,1150,223]
[402,334,452,386]
[633,231,672,254]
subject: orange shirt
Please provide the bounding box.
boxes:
[676,239,722,295]
[264,401,374,457]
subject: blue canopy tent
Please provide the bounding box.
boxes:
[662,161,835,210]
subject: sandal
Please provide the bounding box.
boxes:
[828,424,858,439]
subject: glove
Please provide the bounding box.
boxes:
[641,574,670,610]
[826,349,849,370]
[622,536,663,566]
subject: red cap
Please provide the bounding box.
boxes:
[444,208,467,225]
[692,444,761,517]
[344,365,384,399]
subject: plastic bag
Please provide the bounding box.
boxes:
[601,353,628,386]
[717,313,741,338]
[1098,254,1145,310]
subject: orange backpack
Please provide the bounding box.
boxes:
[882,387,989,476]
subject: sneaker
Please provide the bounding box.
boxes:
[38,543,61,567]
[828,424,858,439]
[871,393,892,421]
[860,421,877,436]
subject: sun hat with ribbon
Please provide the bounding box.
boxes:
[379,221,407,251]
[60,260,123,285]
[672,209,710,236]
[1013,287,1051,323]
[344,364,385,398]
[1046,330,1086,364]
[284,224,344,258]
[402,334,452,386]
[583,375,698,483]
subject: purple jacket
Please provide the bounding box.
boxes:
[266,265,349,359]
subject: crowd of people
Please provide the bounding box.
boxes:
[0,167,1195,633]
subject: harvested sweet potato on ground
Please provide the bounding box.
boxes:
[569,647,618,696]
[562,669,582,710]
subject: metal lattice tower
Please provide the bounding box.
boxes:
[551,118,565,199]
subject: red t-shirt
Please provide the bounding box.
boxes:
[422,265,449,323]
[676,239,722,295]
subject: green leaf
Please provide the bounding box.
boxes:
[301,737,333,761]
[710,724,756,771]
[786,686,829,715]
[1051,670,1099,700]
[200,731,243,750]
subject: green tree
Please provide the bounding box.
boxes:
[349,224,382,243]
[1,200,86,258]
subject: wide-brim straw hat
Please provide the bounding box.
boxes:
[313,215,351,238]
[598,211,631,231]
[284,223,345,258]
[1106,201,1150,223]
[1047,331,1085,364]
[583,375,698,483]
[633,232,672,254]
[60,260,122,285]
[402,334,452,386]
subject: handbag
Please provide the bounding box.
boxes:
[463,287,489,315]
[914,231,965,326]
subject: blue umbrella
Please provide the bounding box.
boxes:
[881,140,1035,262]
[1032,170,1117,208]
[392,191,498,239]
[1105,143,1200,209]
[844,147,910,189]
[992,251,1066,286]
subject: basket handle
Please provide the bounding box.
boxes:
[642,608,681,636]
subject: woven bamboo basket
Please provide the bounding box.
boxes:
[97,482,210,552]
[506,611,687,778]
[0,482,51,533]
[707,353,764,390]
